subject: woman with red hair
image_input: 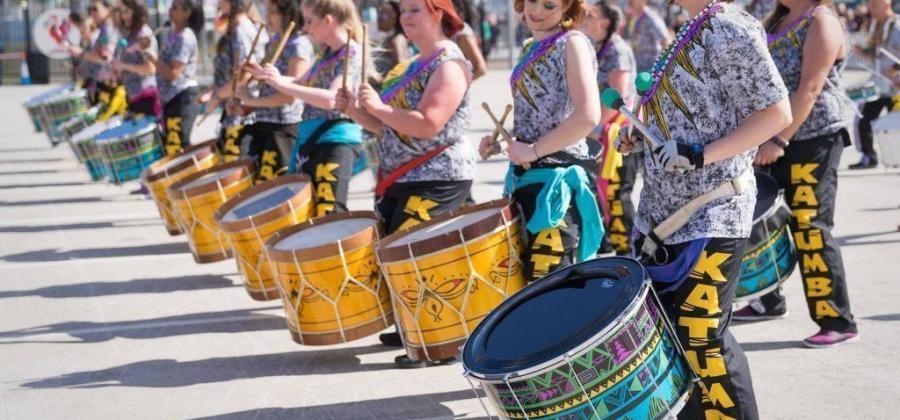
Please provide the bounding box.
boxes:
[337,0,476,369]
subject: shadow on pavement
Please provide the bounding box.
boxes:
[0,147,50,152]
[0,196,137,207]
[836,230,900,247]
[0,181,95,190]
[0,219,160,233]
[0,168,82,176]
[739,340,803,352]
[21,344,399,389]
[189,390,489,420]
[0,157,66,164]
[1,241,190,262]
[863,313,900,321]
[0,274,238,300]
[0,306,284,343]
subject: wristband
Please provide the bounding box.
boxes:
[532,143,541,160]
[770,135,789,149]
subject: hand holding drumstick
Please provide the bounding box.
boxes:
[480,103,531,169]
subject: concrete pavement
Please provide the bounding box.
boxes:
[1,72,899,419]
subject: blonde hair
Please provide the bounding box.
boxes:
[302,0,379,81]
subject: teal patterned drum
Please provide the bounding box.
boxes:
[39,89,90,145]
[71,117,124,181]
[23,84,76,133]
[462,257,694,419]
[95,117,163,184]
[735,171,797,305]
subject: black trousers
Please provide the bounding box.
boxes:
[300,143,356,217]
[512,183,583,282]
[638,236,759,420]
[240,121,297,183]
[759,132,857,333]
[603,152,638,254]
[127,95,159,118]
[857,95,892,158]
[376,180,473,236]
[162,87,198,156]
[217,116,246,163]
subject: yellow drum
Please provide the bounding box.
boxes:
[168,160,254,263]
[265,212,394,345]
[377,199,527,362]
[215,175,315,301]
[142,140,219,235]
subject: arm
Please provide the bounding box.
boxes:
[156,59,185,81]
[706,97,792,164]
[240,56,309,108]
[336,89,385,133]
[456,33,487,80]
[508,35,601,164]
[113,58,156,76]
[261,64,344,110]
[600,69,631,125]
[361,59,470,139]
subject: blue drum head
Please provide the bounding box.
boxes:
[462,257,645,377]
[753,170,779,220]
[95,116,157,142]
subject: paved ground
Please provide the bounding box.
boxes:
[1,72,899,419]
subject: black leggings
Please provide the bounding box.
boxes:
[300,143,357,217]
[240,121,298,183]
[376,180,473,236]
[857,95,892,158]
[162,87,199,155]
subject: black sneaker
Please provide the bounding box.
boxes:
[848,155,878,170]
[378,332,404,347]
[394,354,458,369]
[733,300,788,322]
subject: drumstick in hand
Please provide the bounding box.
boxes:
[361,24,368,86]
[341,29,352,91]
[263,21,296,66]
[482,102,529,169]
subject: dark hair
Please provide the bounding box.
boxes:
[178,0,206,35]
[764,0,831,32]
[269,0,303,32]
[119,0,149,37]
[595,0,623,46]
[70,12,84,26]
[452,0,480,26]
[384,1,403,35]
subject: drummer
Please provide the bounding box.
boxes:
[152,0,205,155]
[479,0,603,281]
[852,0,900,170]
[616,0,792,417]
[582,0,637,255]
[76,0,119,105]
[624,0,670,73]
[239,0,313,183]
[198,0,267,163]
[110,0,160,118]
[254,0,365,216]
[735,0,860,348]
[336,0,476,368]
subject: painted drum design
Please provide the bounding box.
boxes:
[142,140,220,235]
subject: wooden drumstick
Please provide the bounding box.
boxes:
[482,102,529,169]
[341,29,352,91]
[231,23,267,96]
[361,24,368,86]
[263,21,296,66]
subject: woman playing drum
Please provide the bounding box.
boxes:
[582,0,637,255]
[79,0,119,106]
[253,0,365,217]
[734,0,859,349]
[239,0,313,182]
[110,0,160,118]
[617,0,792,417]
[337,0,476,369]
[479,0,602,282]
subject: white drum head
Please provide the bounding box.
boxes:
[390,208,499,247]
[274,218,376,250]
[182,167,242,190]
[223,182,308,222]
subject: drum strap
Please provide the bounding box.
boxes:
[375,144,450,197]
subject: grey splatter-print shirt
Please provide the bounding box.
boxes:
[158,27,199,105]
[118,25,158,98]
[301,41,362,122]
[637,4,789,244]
[596,33,636,93]
[254,34,313,125]
[212,19,268,89]
[84,22,119,82]
[379,43,476,182]
[512,30,595,163]
[768,7,848,141]
[626,7,669,72]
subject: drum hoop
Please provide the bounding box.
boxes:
[167,159,255,198]
[215,174,314,232]
[142,139,219,182]
[95,122,158,144]
[464,278,653,383]
[265,210,382,263]
[752,190,789,226]
[376,199,518,263]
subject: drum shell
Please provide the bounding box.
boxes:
[215,174,315,301]
[377,199,527,361]
[873,111,900,168]
[97,122,164,184]
[169,160,255,263]
[40,91,90,144]
[60,107,101,162]
[265,211,394,345]
[142,140,220,235]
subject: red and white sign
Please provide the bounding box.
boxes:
[33,8,81,60]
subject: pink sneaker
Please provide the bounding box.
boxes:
[803,329,859,348]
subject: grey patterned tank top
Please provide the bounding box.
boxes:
[768,6,848,141]
[301,41,362,122]
[378,43,476,182]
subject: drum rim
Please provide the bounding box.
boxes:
[376,199,518,263]
[167,159,255,199]
[462,257,651,381]
[141,139,219,182]
[94,118,159,143]
[71,117,125,143]
[214,173,314,232]
[264,210,381,262]
[752,192,788,226]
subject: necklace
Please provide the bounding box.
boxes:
[643,1,723,104]
[767,6,817,44]
[303,43,351,84]
[379,48,445,103]
[509,29,568,88]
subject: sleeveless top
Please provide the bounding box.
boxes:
[158,27,199,105]
[596,33,636,95]
[636,4,788,244]
[118,25,158,98]
[768,6,848,141]
[301,40,362,122]
[212,19,268,89]
[379,43,476,182]
[626,8,669,72]
[511,30,595,164]
[254,33,313,124]
[86,22,119,82]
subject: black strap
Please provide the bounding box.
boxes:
[298,118,352,159]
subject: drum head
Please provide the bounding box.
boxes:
[753,170,779,220]
[95,116,156,143]
[72,117,124,143]
[223,181,307,222]
[181,166,242,190]
[390,208,498,247]
[273,218,377,251]
[462,257,645,377]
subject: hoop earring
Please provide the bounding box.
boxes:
[561,17,574,28]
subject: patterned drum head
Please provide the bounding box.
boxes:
[463,257,645,377]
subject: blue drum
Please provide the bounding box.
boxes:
[462,257,694,420]
[70,117,124,181]
[734,171,797,305]
[95,117,164,184]
[23,84,76,133]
